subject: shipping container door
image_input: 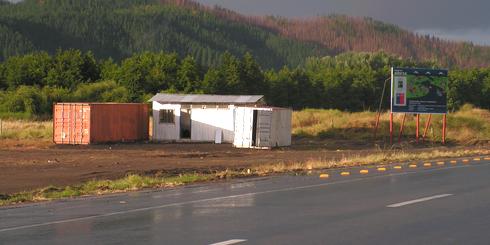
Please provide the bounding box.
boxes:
[256,110,272,148]
[234,108,253,147]
[53,104,90,145]
[76,104,90,144]
[53,105,65,144]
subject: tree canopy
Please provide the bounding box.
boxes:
[1,49,489,118]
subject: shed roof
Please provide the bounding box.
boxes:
[149,93,264,104]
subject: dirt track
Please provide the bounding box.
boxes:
[0,139,485,194]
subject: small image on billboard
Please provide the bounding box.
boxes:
[391,67,448,114]
[393,76,407,106]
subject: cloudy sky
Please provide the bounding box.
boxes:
[196,0,490,45]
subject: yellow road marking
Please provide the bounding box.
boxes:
[437,161,445,166]
[450,160,457,164]
[424,163,432,167]
[319,173,329,179]
[377,167,387,172]
[340,172,350,176]
[360,170,369,174]
[473,158,481,161]
[409,164,417,168]
[393,166,402,170]
[462,159,470,163]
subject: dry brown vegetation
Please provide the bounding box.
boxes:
[0,120,51,140]
[292,104,490,145]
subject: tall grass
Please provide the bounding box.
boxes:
[292,104,490,144]
[0,119,52,140]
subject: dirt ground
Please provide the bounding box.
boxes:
[0,138,486,194]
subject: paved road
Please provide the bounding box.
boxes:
[1,157,490,244]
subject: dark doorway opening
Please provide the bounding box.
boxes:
[180,109,191,139]
[252,110,258,146]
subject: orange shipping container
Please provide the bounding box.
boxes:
[53,103,149,144]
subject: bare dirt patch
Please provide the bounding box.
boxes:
[0,139,488,194]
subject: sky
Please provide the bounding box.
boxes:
[196,0,490,45]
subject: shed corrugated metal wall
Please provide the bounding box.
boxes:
[53,103,149,144]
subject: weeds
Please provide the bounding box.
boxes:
[0,174,214,206]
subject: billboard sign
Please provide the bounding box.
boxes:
[391,67,448,114]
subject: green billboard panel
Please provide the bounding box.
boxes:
[391,67,448,114]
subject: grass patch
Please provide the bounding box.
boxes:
[0,119,52,140]
[251,148,490,174]
[0,173,215,206]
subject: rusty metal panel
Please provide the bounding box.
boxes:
[89,103,149,144]
[53,103,148,145]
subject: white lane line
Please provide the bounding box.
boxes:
[0,162,487,233]
[209,239,247,245]
[387,194,453,208]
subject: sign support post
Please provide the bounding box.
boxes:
[373,78,390,141]
[416,114,420,143]
[442,114,447,144]
[423,114,432,142]
[389,112,393,145]
[398,114,406,143]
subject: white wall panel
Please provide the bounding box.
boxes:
[191,107,235,143]
[152,102,181,141]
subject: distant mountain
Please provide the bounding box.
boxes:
[0,0,325,68]
[195,0,490,68]
[247,15,490,68]
[0,0,489,68]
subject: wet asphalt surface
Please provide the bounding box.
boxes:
[1,157,490,245]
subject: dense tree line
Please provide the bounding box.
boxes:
[0,0,324,69]
[1,49,489,118]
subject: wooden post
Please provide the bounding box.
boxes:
[0,118,2,136]
[390,112,393,145]
[374,78,390,142]
[416,114,420,143]
[442,114,447,144]
[398,114,406,144]
[423,114,432,142]
[374,111,381,140]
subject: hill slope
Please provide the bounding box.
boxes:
[1,0,490,68]
[248,15,490,68]
[192,0,490,68]
[0,0,325,68]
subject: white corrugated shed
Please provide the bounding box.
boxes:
[152,103,236,143]
[234,107,292,149]
[150,93,291,148]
